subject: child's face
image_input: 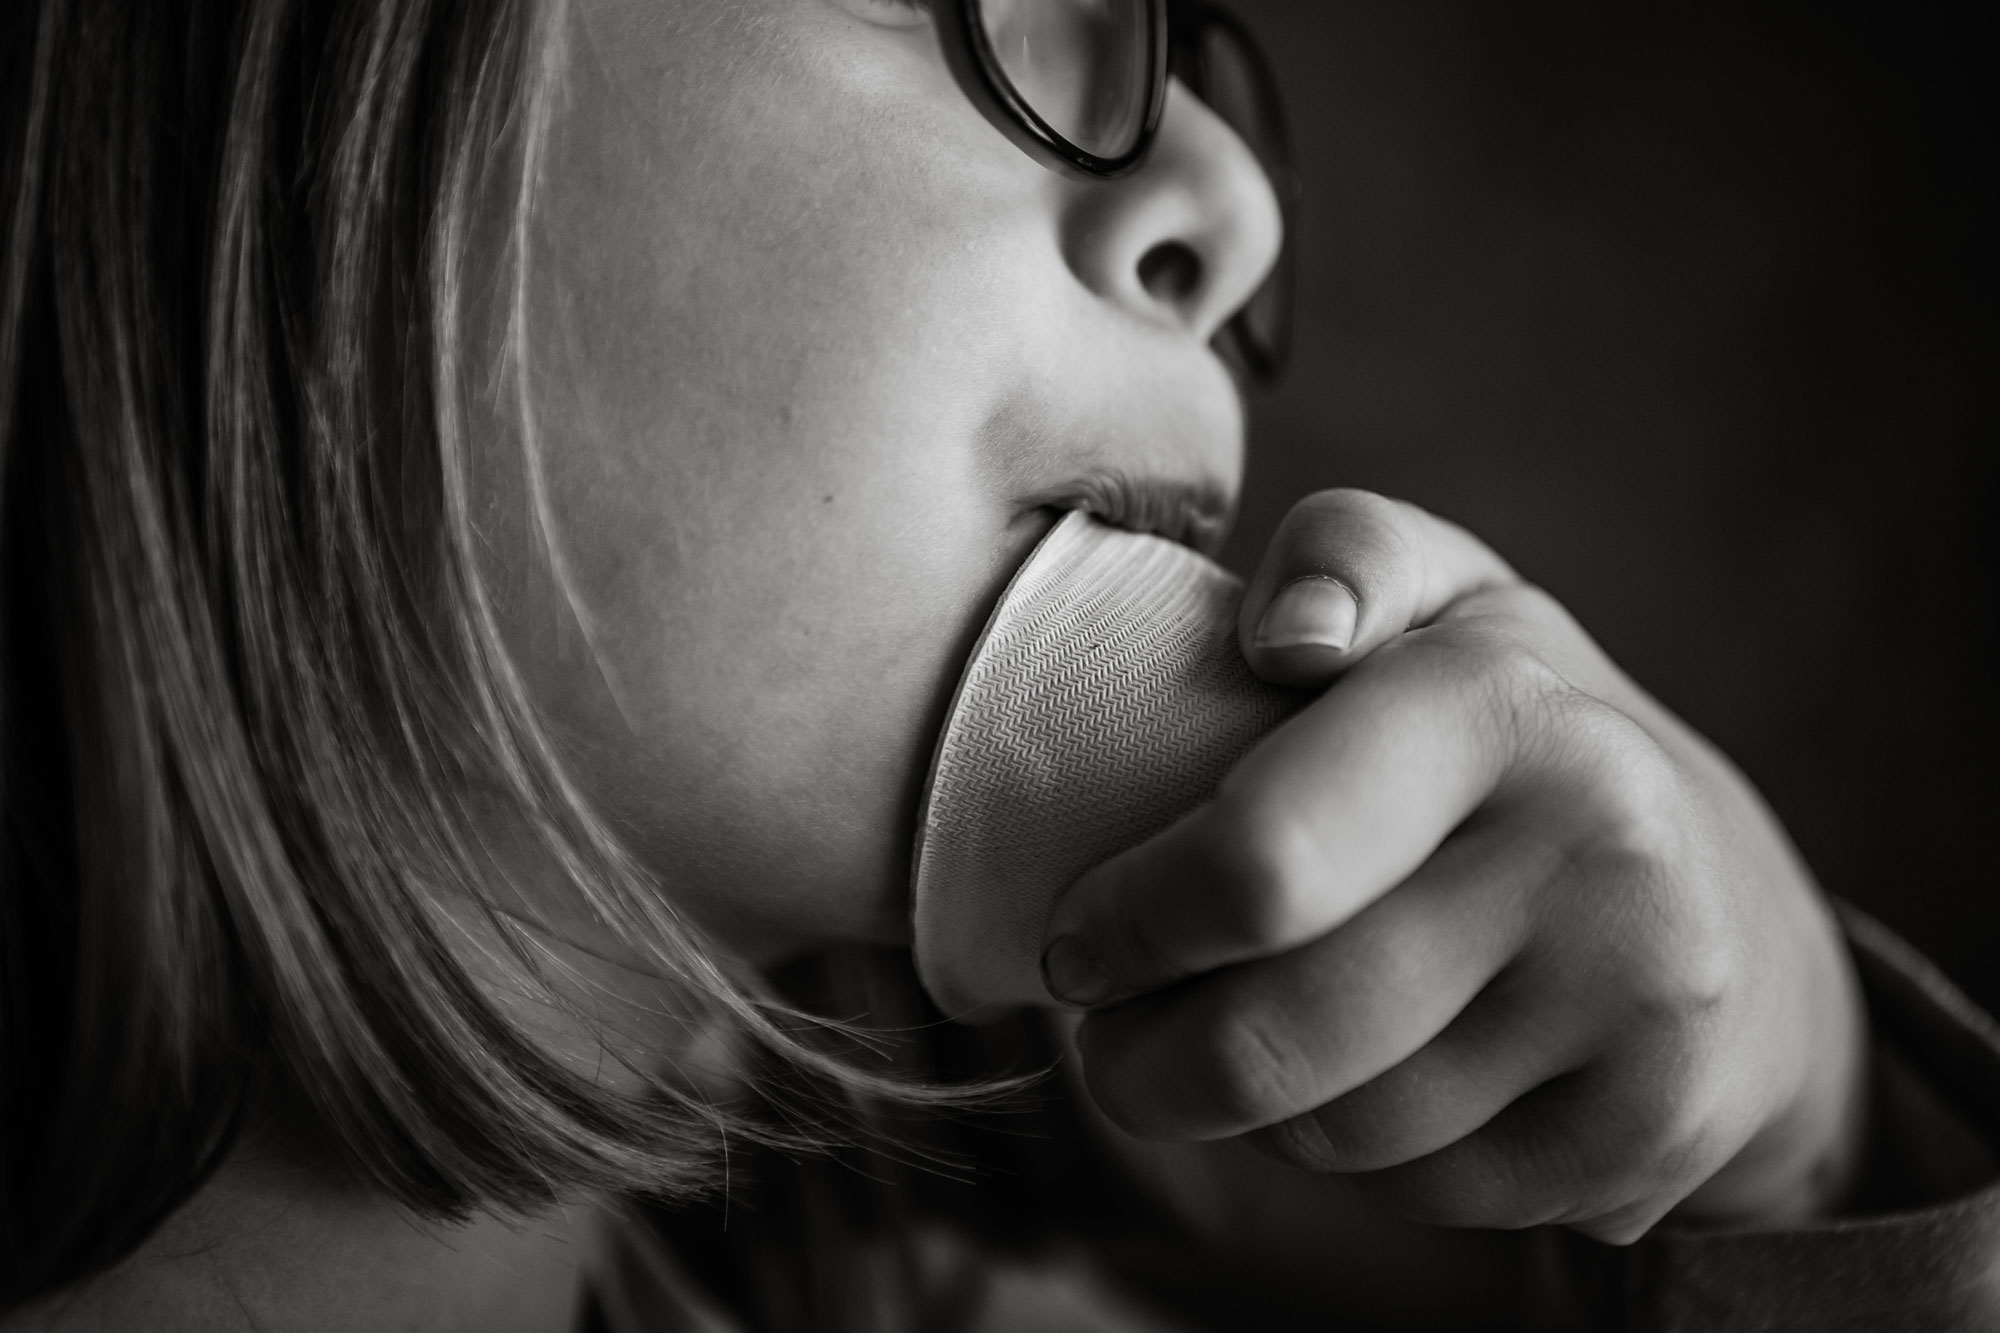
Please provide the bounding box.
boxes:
[476,0,1282,959]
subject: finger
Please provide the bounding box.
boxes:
[1239,489,1517,690]
[1346,1052,1724,1244]
[1072,821,1536,1140]
[1043,616,1538,1005]
[1246,962,1590,1175]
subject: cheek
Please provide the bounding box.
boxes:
[490,331,1040,951]
[475,7,1059,949]
[544,464,1036,954]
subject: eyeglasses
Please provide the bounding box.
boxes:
[934,0,1297,385]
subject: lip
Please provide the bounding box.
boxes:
[1024,468,1237,557]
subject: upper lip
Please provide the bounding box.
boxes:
[1027,469,1236,556]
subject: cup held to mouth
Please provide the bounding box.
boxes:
[910,509,1311,1019]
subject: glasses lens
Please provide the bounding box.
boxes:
[1178,15,1295,380]
[979,0,1156,160]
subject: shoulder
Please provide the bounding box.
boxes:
[4,1142,601,1333]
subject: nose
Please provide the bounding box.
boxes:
[1058,79,1284,348]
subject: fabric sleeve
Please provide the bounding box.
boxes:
[1541,904,2000,1332]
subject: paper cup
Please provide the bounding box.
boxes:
[910,510,1311,1019]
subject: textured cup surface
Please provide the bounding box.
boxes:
[910,511,1310,1018]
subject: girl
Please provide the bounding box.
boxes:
[4,0,1996,1328]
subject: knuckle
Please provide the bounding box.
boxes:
[1510,1131,1595,1221]
[1489,650,1578,753]
[1200,794,1329,951]
[1578,714,1689,857]
[1466,1079,1608,1228]
[1571,1067,1724,1214]
[1630,1076,1728,1188]
[1406,584,1598,728]
[1555,728,1741,1018]
[1436,580,1571,644]
[1481,581,1574,635]
[1646,1116,1722,1198]
[1575,785,1689,903]
[1605,1088,1686,1175]
[1634,909,1736,1021]
[1400,620,1573,752]
[1188,1005,1312,1127]
[1414,617,1559,694]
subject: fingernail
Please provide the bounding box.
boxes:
[1254,577,1358,652]
[1041,934,1118,1007]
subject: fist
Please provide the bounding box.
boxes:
[1041,490,1867,1243]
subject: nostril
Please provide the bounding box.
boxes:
[1136,241,1204,317]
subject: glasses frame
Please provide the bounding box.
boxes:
[933,0,1172,180]
[933,0,1295,384]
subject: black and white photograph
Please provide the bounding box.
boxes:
[2,1,1994,1328]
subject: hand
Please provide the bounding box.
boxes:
[1040,490,1867,1243]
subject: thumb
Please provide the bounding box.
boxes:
[1240,489,1517,689]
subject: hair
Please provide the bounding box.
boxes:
[0,0,980,1310]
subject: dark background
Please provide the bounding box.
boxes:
[1221,2,1998,1009]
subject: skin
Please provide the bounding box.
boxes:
[7,1113,598,1333]
[474,0,1274,961]
[10,0,1868,1326]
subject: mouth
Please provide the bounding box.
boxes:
[1026,468,1236,557]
